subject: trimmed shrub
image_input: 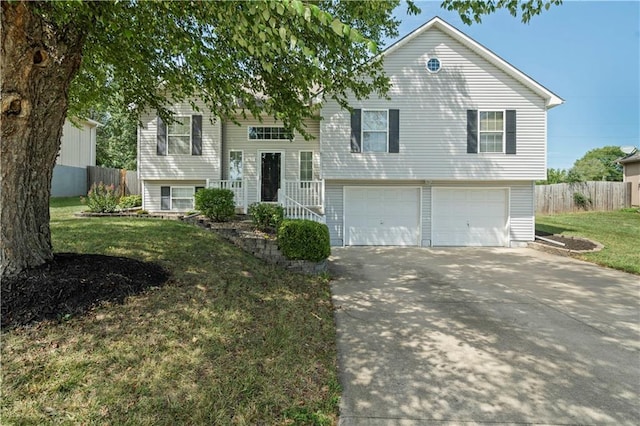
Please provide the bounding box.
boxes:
[82,182,119,213]
[195,188,235,222]
[573,192,592,210]
[118,194,142,209]
[277,219,331,262]
[248,202,284,232]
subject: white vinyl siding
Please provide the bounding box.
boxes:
[221,117,320,207]
[320,26,548,181]
[57,119,97,167]
[325,183,345,246]
[138,100,221,180]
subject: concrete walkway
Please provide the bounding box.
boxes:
[329,247,639,425]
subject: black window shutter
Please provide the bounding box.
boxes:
[467,110,478,154]
[350,109,361,153]
[505,110,517,155]
[161,186,170,210]
[388,109,400,153]
[157,117,167,156]
[192,115,202,156]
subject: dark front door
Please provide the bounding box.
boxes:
[261,153,281,202]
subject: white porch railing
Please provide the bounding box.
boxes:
[206,179,324,219]
[206,179,248,213]
[278,189,326,224]
[282,180,324,211]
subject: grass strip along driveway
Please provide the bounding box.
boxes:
[1,198,339,425]
[536,209,640,275]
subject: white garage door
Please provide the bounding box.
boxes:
[432,188,508,247]
[344,187,420,246]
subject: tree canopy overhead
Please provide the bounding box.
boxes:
[1,0,563,277]
[68,0,411,135]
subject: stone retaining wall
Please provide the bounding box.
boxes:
[182,216,328,275]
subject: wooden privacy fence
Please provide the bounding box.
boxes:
[536,181,631,214]
[87,166,140,196]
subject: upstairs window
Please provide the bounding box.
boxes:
[350,109,399,154]
[479,111,504,153]
[157,115,201,156]
[467,109,516,155]
[248,126,293,140]
[168,116,192,155]
[362,110,388,153]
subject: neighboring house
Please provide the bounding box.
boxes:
[138,17,563,247]
[51,118,100,197]
[618,151,640,206]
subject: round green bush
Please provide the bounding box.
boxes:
[195,188,235,222]
[277,219,330,262]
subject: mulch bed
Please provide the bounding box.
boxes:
[1,253,170,329]
[534,231,598,251]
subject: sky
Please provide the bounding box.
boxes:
[389,0,640,170]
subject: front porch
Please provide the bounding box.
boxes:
[206,179,325,223]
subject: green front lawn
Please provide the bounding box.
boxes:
[536,209,640,274]
[2,197,339,425]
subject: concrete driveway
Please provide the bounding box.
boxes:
[329,247,639,425]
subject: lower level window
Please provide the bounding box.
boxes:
[171,187,195,210]
[161,186,202,210]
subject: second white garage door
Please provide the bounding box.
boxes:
[344,187,420,246]
[432,188,509,247]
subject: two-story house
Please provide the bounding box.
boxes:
[138,17,563,247]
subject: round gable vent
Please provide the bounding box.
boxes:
[426,57,441,73]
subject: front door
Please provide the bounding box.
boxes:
[260,152,281,202]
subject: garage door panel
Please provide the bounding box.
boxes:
[432,188,508,247]
[345,187,420,246]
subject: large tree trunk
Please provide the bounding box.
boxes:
[1,2,85,277]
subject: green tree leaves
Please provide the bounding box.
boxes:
[441,0,563,25]
[60,0,406,139]
[569,146,624,182]
[538,146,625,184]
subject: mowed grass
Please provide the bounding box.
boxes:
[536,209,640,274]
[2,197,340,425]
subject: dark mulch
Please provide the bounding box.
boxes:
[1,253,170,329]
[534,231,598,251]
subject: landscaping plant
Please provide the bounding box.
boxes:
[82,182,119,213]
[248,203,284,232]
[278,219,331,262]
[195,188,235,222]
[118,194,142,209]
